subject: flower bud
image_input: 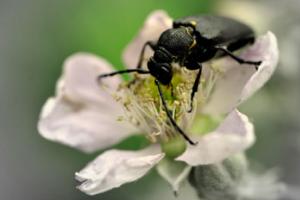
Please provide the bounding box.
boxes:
[189,154,247,200]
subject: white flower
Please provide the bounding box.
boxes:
[38,10,279,195]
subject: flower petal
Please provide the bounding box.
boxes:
[156,158,191,194]
[122,10,172,68]
[176,110,255,165]
[239,32,279,102]
[75,145,164,195]
[63,53,121,104]
[203,32,278,115]
[38,53,137,153]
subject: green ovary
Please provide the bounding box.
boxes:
[160,136,187,158]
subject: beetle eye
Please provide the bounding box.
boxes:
[160,64,170,74]
[157,63,173,85]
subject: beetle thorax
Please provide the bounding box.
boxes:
[157,27,195,57]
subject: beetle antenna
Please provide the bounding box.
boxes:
[97,69,150,82]
[155,79,197,145]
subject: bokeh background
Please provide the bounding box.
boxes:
[1,0,300,199]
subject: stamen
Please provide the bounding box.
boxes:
[114,64,217,144]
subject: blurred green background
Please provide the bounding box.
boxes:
[1,0,299,199]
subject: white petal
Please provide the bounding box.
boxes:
[75,146,164,195]
[63,53,121,104]
[203,32,279,115]
[239,32,279,102]
[176,110,255,165]
[122,10,172,68]
[38,53,137,153]
[156,158,191,193]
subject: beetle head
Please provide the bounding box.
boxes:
[147,57,173,85]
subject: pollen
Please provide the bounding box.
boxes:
[113,64,217,146]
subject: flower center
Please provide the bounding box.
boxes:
[114,64,219,157]
[117,68,191,139]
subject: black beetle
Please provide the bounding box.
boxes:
[98,15,261,145]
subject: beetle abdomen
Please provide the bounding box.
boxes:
[174,15,255,48]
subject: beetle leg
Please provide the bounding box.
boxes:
[215,46,262,70]
[170,82,175,98]
[126,41,156,88]
[136,41,156,69]
[155,80,197,145]
[166,82,175,98]
[188,64,202,113]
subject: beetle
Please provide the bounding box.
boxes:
[98,15,262,145]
